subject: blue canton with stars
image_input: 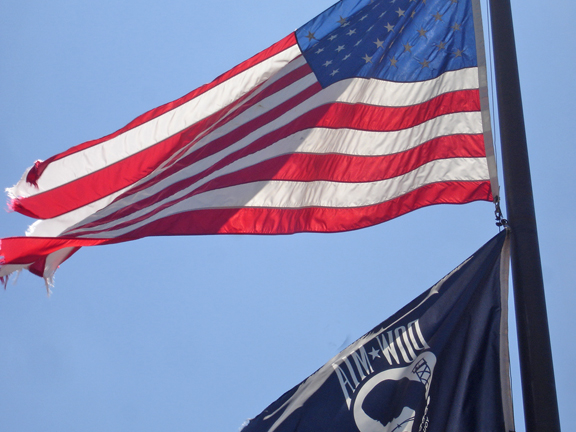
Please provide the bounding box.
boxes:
[295,0,478,88]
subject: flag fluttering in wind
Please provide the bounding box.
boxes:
[241,230,514,432]
[1,0,497,285]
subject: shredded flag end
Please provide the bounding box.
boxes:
[44,277,53,297]
[6,197,21,214]
[0,239,30,292]
[41,267,56,297]
[5,188,18,213]
[0,269,22,290]
[25,160,43,187]
[4,162,43,212]
[0,265,57,296]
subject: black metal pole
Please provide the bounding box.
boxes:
[487,0,561,431]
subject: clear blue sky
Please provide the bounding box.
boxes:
[1,0,574,431]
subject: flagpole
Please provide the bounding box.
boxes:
[487,0,561,431]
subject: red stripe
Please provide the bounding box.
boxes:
[107,82,322,202]
[0,237,114,265]
[209,181,492,233]
[0,180,492,268]
[14,62,312,220]
[115,88,482,203]
[15,81,478,220]
[95,180,494,238]
[23,33,299,185]
[72,88,482,226]
[75,87,482,224]
[265,135,486,182]
[70,134,485,233]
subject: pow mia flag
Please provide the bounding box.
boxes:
[242,231,514,432]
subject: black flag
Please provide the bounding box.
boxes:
[243,231,514,432]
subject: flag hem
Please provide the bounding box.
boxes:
[499,228,515,431]
[472,0,500,202]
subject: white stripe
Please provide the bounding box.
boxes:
[167,68,480,182]
[22,64,314,238]
[118,55,310,183]
[128,65,316,190]
[25,187,130,237]
[66,111,483,236]
[171,67,479,164]
[337,67,479,107]
[10,44,303,198]
[13,65,478,201]
[289,112,482,156]
[29,67,483,238]
[61,66,482,234]
[101,69,481,216]
[74,157,489,239]
[24,70,316,239]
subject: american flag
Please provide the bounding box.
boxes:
[1,0,496,285]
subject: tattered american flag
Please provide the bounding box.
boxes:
[1,0,497,286]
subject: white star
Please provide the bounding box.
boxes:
[328,34,338,41]
[330,69,340,76]
[369,347,381,360]
[396,8,405,16]
[363,54,373,63]
[360,14,369,21]
[315,48,325,54]
[355,39,363,47]
[323,60,333,67]
[367,25,375,32]
[343,53,351,60]
[335,45,345,52]
[385,22,395,32]
[374,38,384,48]
[347,29,357,36]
